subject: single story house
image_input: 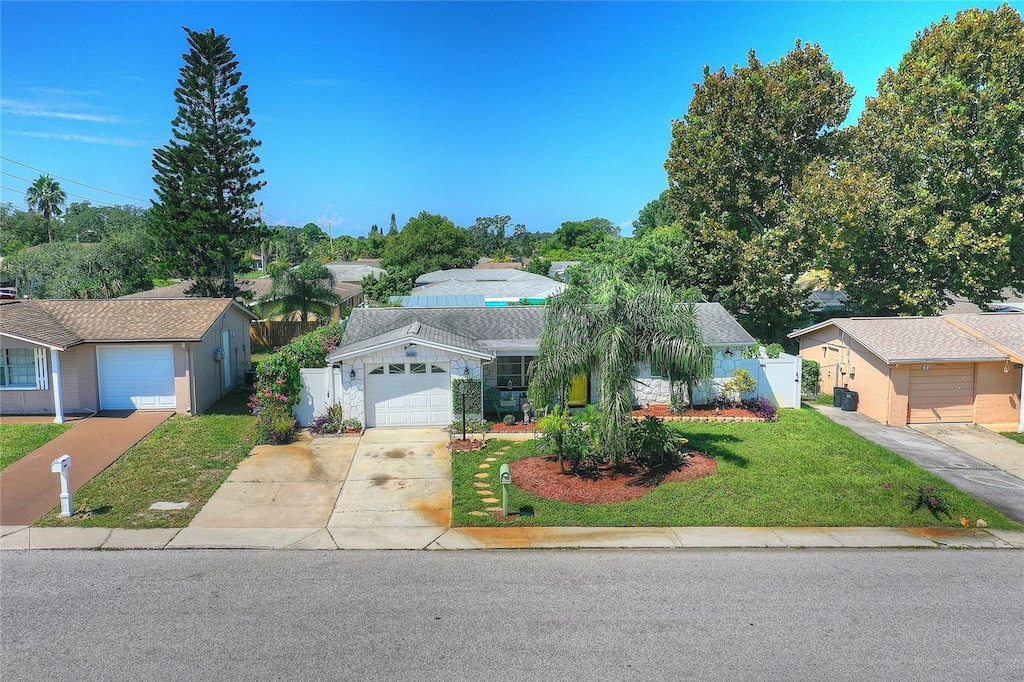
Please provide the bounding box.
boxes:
[315,303,763,428]
[0,298,255,422]
[789,313,1023,430]
[412,268,566,305]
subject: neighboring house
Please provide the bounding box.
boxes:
[473,259,523,271]
[0,298,255,422]
[547,261,582,282]
[412,268,566,305]
[301,302,770,428]
[941,288,1024,315]
[324,261,386,283]
[789,313,1024,431]
[121,277,364,316]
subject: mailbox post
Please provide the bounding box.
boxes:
[50,454,73,517]
[499,463,512,517]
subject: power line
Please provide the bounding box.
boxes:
[1,171,119,208]
[0,155,149,203]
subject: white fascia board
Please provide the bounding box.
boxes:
[0,331,69,351]
[331,337,493,362]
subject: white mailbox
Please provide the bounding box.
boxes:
[51,454,73,517]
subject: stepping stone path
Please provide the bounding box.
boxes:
[473,482,489,488]
[479,463,491,469]
[485,457,498,462]
[474,473,489,479]
[477,490,493,496]
[481,497,499,504]
[486,507,502,512]
[468,511,488,517]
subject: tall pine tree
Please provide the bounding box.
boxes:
[151,27,265,297]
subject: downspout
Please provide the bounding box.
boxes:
[1018,367,1023,433]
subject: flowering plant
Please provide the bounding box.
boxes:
[905,484,952,519]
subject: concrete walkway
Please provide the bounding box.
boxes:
[0,411,173,526]
[812,405,1024,524]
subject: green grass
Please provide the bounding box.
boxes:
[0,423,72,470]
[34,390,256,529]
[251,345,276,366]
[1001,431,1024,445]
[453,407,1021,529]
[809,392,835,406]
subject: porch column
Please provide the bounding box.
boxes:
[50,349,65,424]
[1018,367,1023,433]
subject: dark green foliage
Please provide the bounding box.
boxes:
[279,321,344,368]
[309,403,345,435]
[360,271,412,306]
[629,416,686,468]
[150,27,266,296]
[260,260,341,322]
[523,256,552,277]
[631,190,678,240]
[24,175,66,243]
[452,378,483,414]
[380,211,476,282]
[905,484,952,520]
[801,360,821,397]
[249,352,300,444]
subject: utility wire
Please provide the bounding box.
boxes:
[0,155,149,203]
[1,171,118,207]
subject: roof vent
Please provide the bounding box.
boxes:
[407,322,421,336]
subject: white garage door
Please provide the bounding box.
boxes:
[97,345,176,410]
[364,362,450,427]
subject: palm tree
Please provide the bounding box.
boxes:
[258,260,341,322]
[25,175,66,243]
[528,267,713,465]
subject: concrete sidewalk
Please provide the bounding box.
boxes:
[0,411,173,526]
[2,522,1022,550]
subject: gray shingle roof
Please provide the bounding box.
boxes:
[412,279,565,300]
[324,262,386,283]
[120,277,363,305]
[0,300,82,349]
[21,299,253,343]
[790,317,1008,363]
[946,312,1024,360]
[331,307,548,361]
[693,303,757,346]
[331,302,753,361]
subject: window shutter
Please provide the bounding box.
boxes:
[34,348,48,390]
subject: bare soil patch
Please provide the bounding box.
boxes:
[450,439,487,452]
[510,453,717,504]
[489,422,535,433]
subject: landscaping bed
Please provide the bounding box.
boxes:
[452,407,1021,529]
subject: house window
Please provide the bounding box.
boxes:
[388,364,406,375]
[429,364,447,374]
[496,355,534,390]
[368,365,385,375]
[410,363,426,374]
[1,348,44,389]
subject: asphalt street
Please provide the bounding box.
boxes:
[3,549,1022,681]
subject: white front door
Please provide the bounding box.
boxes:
[97,344,176,410]
[364,362,450,427]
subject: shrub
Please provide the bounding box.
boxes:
[448,419,491,436]
[801,359,821,397]
[250,351,301,444]
[280,321,344,368]
[629,416,685,467]
[309,403,345,435]
[906,484,952,519]
[747,396,778,422]
[721,369,757,406]
[451,378,482,415]
[341,418,362,431]
[503,414,515,425]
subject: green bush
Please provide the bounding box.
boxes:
[249,352,301,444]
[721,368,757,406]
[802,359,821,396]
[280,321,344,368]
[452,377,482,414]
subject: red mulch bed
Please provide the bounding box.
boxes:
[633,404,760,419]
[489,422,536,433]
[510,453,717,504]
[450,439,487,452]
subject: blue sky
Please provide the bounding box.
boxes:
[0,1,1008,237]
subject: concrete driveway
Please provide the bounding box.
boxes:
[328,427,451,549]
[171,435,358,549]
[911,423,1024,480]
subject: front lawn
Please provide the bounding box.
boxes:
[1001,431,1024,445]
[35,390,256,529]
[0,423,72,470]
[453,407,1020,529]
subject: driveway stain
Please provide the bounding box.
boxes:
[384,449,408,459]
[414,491,452,527]
[370,474,393,487]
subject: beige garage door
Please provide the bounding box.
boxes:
[908,363,974,424]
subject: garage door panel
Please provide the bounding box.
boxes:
[97,345,176,410]
[365,363,450,427]
[908,363,974,424]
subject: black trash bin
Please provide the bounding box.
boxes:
[833,387,848,408]
[841,389,859,412]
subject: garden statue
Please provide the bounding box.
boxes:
[521,400,533,424]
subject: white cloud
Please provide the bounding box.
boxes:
[1,98,122,124]
[11,130,142,147]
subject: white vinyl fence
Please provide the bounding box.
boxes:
[295,367,343,426]
[694,353,801,408]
